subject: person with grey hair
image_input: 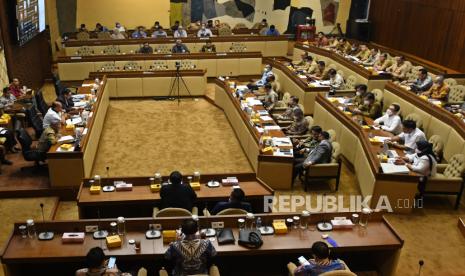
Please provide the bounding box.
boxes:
[43,101,64,129]
[173,25,187,38]
[171,39,189,53]
[37,120,61,153]
[421,75,450,102]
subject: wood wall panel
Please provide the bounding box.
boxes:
[369,0,465,72]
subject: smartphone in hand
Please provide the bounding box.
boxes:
[107,257,116,269]
[298,256,310,266]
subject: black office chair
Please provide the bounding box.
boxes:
[35,90,49,115]
[53,74,78,96]
[16,128,47,170]
[25,108,44,139]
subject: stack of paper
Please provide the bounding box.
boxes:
[272,137,292,147]
[380,163,410,174]
[264,125,281,131]
[260,115,274,122]
[58,135,75,144]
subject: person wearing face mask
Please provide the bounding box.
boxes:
[307,61,330,81]
[373,103,402,134]
[388,120,426,152]
[283,109,308,136]
[172,39,190,53]
[293,125,323,159]
[277,96,301,121]
[197,23,213,38]
[43,101,65,129]
[373,53,391,72]
[114,22,126,33]
[173,26,188,38]
[351,84,368,106]
[138,42,154,54]
[248,64,274,90]
[328,69,344,90]
[352,92,382,119]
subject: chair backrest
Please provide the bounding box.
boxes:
[298,103,305,113]
[444,154,465,178]
[448,85,465,103]
[404,61,413,72]
[428,135,444,160]
[404,113,423,130]
[321,270,356,276]
[336,70,345,79]
[281,92,291,103]
[327,129,337,142]
[100,62,119,72]
[76,46,94,56]
[272,81,282,93]
[35,90,49,115]
[156,44,171,54]
[218,26,232,36]
[150,60,168,71]
[344,75,356,90]
[233,23,247,29]
[305,116,314,128]
[97,32,112,40]
[76,31,90,41]
[259,27,268,35]
[230,42,246,52]
[155,207,192,217]
[216,208,248,215]
[371,88,384,103]
[331,142,341,163]
[444,78,457,87]
[180,60,196,70]
[16,128,33,152]
[102,45,120,55]
[328,63,337,70]
[123,61,142,71]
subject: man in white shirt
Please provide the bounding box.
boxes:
[247,64,274,90]
[43,102,64,129]
[114,22,126,33]
[328,69,344,90]
[388,120,426,152]
[197,23,213,38]
[373,103,402,135]
[174,26,187,38]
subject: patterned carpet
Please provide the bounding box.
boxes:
[92,99,253,177]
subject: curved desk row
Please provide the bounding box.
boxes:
[293,43,391,91]
[212,79,293,190]
[57,52,263,81]
[63,35,289,57]
[0,213,403,275]
[314,94,419,213]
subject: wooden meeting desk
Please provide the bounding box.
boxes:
[293,43,392,91]
[212,79,294,190]
[314,94,419,213]
[57,52,263,81]
[62,35,289,57]
[0,213,403,276]
[77,173,273,219]
[47,78,110,188]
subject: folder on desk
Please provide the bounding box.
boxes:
[380,163,410,174]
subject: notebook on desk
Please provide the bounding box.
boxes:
[380,163,410,174]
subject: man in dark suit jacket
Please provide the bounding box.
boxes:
[211,188,252,215]
[160,171,197,212]
[57,89,77,114]
[293,131,333,182]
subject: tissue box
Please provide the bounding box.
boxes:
[262,146,273,153]
[162,230,177,243]
[330,218,355,229]
[60,144,73,150]
[190,182,201,190]
[65,124,75,131]
[150,184,161,192]
[90,185,101,194]
[106,235,122,248]
[272,220,288,234]
[62,232,85,243]
[221,177,239,186]
[115,183,133,191]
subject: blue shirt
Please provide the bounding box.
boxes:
[294,259,346,276]
[256,70,274,86]
[131,31,147,38]
[211,201,252,215]
[266,29,280,36]
[165,238,217,276]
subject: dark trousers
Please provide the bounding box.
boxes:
[293,157,306,183]
[0,130,17,151]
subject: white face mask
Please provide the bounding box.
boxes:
[264,68,270,72]
[386,109,393,116]
[364,100,370,105]
[415,149,421,154]
[356,91,362,96]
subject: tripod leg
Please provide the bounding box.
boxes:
[168,74,178,98]
[178,71,193,98]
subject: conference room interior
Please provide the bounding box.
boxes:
[0,0,465,275]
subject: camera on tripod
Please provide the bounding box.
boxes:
[175,61,181,70]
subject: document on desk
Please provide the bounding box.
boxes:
[66,117,82,125]
[58,135,75,144]
[380,163,410,174]
[257,110,269,116]
[246,99,263,106]
[81,84,92,87]
[236,85,248,90]
[256,127,264,133]
[264,125,281,130]
[260,115,273,121]
[272,137,292,146]
[73,101,87,108]
[373,136,391,143]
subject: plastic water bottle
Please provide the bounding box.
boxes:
[256,217,262,230]
[26,219,36,239]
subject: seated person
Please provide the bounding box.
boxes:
[131,26,147,38]
[352,92,382,119]
[173,26,188,38]
[37,120,60,154]
[253,18,268,29]
[94,23,108,32]
[197,23,213,37]
[114,22,126,33]
[0,123,19,154]
[211,188,252,215]
[160,171,197,211]
[172,39,189,53]
[299,56,317,74]
[201,40,216,52]
[292,52,309,69]
[0,144,12,166]
[165,219,217,276]
[206,19,214,29]
[350,84,368,106]
[328,69,344,90]
[171,21,180,32]
[57,89,78,114]
[277,96,301,121]
[266,25,280,36]
[262,83,278,110]
[307,61,330,81]
[248,64,274,90]
[78,24,88,32]
[404,68,433,92]
[373,53,391,71]
[0,88,16,109]
[111,29,126,39]
[43,102,64,129]
[283,109,308,136]
[353,44,371,61]
[362,48,380,66]
[315,32,329,47]
[9,78,27,98]
[347,43,360,56]
[386,56,409,81]
[151,26,167,38]
[337,38,352,54]
[138,42,153,54]
[374,103,402,135]
[388,120,426,152]
[214,19,222,28]
[293,125,323,159]
[152,21,161,30]
[396,140,437,177]
[293,131,332,181]
[291,241,346,275]
[421,75,450,102]
[76,247,132,276]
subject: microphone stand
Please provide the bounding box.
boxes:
[38,203,54,240]
[317,194,333,231]
[93,209,108,240]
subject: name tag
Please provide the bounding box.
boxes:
[71,56,82,60]
[216,53,227,56]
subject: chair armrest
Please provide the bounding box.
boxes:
[306,163,340,176]
[192,206,198,216]
[209,265,220,276]
[448,101,465,105]
[287,134,311,140]
[287,262,297,276]
[277,121,293,127]
[152,207,159,218]
[426,177,463,193]
[203,208,211,217]
[158,268,169,276]
[436,164,448,173]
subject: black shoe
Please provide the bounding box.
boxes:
[1,159,13,165]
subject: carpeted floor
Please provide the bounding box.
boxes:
[91,99,253,177]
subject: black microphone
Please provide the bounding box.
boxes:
[38,203,54,240]
[418,260,424,276]
[106,166,110,178]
